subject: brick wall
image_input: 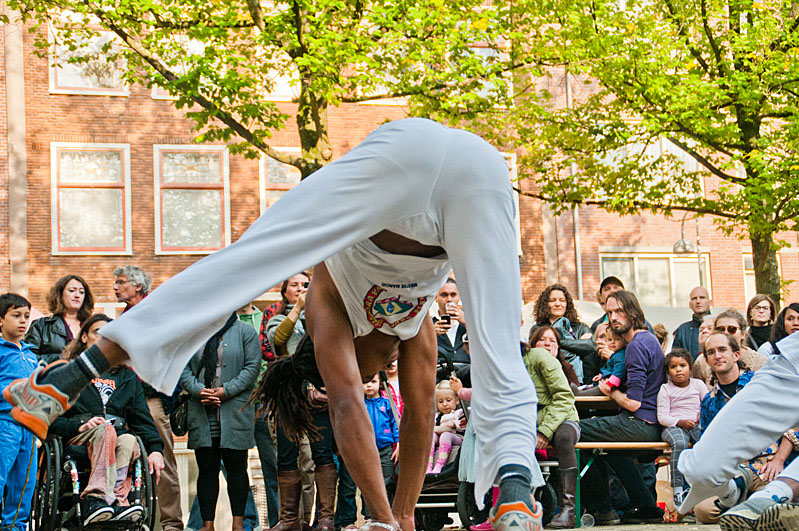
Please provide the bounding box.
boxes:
[7,27,797,314]
[20,27,409,310]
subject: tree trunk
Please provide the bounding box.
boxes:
[750,230,782,306]
[296,81,332,179]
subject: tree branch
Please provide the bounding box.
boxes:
[96,14,301,169]
[513,187,740,219]
[665,136,745,184]
[247,0,265,31]
[662,0,713,77]
[700,0,727,75]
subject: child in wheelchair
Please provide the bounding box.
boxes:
[50,314,165,526]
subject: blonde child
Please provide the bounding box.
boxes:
[574,326,627,396]
[427,381,464,474]
[657,348,708,510]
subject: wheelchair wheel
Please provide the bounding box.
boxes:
[134,436,158,531]
[32,438,61,531]
[456,481,491,529]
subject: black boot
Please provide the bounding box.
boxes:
[548,468,577,529]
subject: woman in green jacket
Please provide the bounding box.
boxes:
[523,345,580,529]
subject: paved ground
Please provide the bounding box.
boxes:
[596,525,718,530]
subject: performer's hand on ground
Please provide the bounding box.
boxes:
[79,416,106,432]
[392,513,414,531]
[536,432,550,450]
[148,451,165,484]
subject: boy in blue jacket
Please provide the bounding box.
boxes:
[363,374,399,517]
[0,293,38,531]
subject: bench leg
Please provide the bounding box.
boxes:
[575,449,600,528]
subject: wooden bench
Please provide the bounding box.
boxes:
[564,442,673,527]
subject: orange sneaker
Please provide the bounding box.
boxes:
[489,497,543,531]
[3,360,74,439]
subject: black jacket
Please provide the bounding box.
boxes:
[50,366,164,455]
[434,318,470,364]
[25,315,70,363]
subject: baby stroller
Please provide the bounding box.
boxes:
[31,435,157,531]
[416,353,557,530]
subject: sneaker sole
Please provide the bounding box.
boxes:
[84,509,115,525]
[113,506,143,522]
[490,501,543,531]
[756,503,799,531]
[3,362,72,439]
[719,510,759,531]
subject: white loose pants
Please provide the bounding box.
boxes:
[678,332,799,513]
[100,118,540,500]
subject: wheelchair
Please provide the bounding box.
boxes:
[30,434,157,531]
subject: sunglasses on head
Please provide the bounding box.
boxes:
[715,325,740,334]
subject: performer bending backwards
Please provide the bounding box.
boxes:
[4,119,543,531]
[677,331,799,530]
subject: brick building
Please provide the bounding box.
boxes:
[2,20,796,321]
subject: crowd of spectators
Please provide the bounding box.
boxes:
[1,265,797,531]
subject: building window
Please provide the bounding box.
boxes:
[51,143,131,255]
[49,29,128,96]
[600,253,710,307]
[743,253,782,303]
[154,146,230,254]
[259,150,302,213]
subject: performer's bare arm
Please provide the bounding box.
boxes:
[392,320,437,530]
[306,262,401,529]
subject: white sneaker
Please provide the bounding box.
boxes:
[2,361,74,439]
[489,497,543,531]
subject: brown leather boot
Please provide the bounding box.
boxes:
[548,468,577,529]
[314,464,338,531]
[270,470,304,531]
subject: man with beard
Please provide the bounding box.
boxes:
[577,291,666,525]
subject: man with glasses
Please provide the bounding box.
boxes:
[691,309,767,387]
[673,286,713,360]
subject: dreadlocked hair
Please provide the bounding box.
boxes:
[250,332,326,445]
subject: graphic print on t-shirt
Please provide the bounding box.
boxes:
[363,285,427,329]
[92,378,116,405]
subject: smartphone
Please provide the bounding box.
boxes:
[441,314,451,325]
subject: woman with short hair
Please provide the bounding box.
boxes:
[26,274,95,362]
[744,295,776,351]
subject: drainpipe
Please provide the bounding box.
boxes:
[4,9,28,296]
[565,68,584,300]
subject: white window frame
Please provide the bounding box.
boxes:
[153,145,231,255]
[50,142,132,256]
[742,252,782,302]
[259,149,303,214]
[48,28,129,97]
[599,249,712,307]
